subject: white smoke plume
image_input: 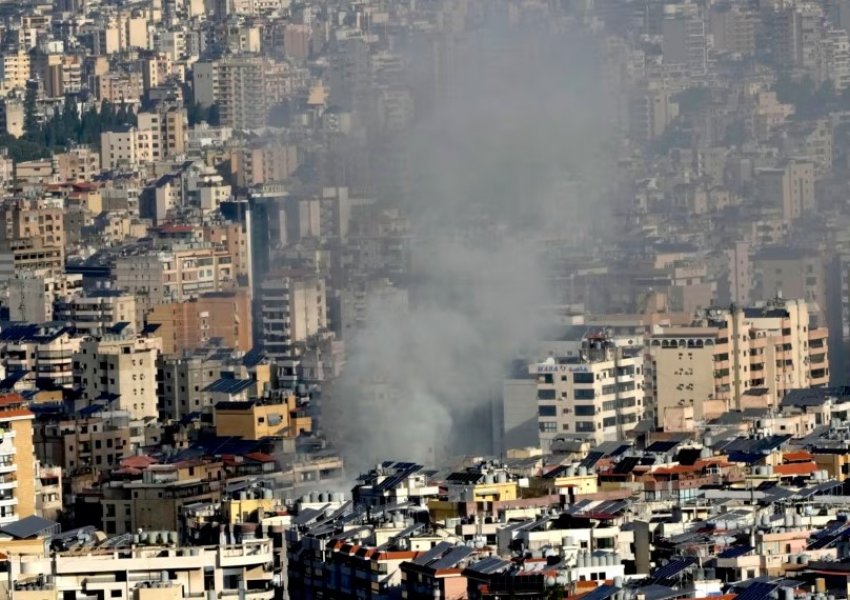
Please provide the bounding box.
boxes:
[322,5,617,471]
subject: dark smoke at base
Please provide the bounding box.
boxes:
[321,8,617,472]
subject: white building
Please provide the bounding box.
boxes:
[533,334,645,450]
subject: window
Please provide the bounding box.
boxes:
[576,421,595,432]
[575,389,596,400]
[538,405,557,417]
[537,389,557,400]
[575,405,595,416]
[539,422,557,433]
[573,372,594,384]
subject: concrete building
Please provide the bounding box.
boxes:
[157,352,228,420]
[193,56,287,131]
[0,324,82,390]
[661,9,707,77]
[74,335,162,419]
[647,297,829,428]
[54,288,138,336]
[0,199,65,261]
[100,126,140,171]
[229,143,299,187]
[0,50,31,92]
[755,160,815,221]
[7,537,276,599]
[4,270,83,323]
[145,288,252,356]
[259,270,328,360]
[112,244,239,321]
[0,99,24,137]
[214,395,311,441]
[0,393,36,526]
[533,333,645,449]
[629,84,679,143]
[752,246,827,326]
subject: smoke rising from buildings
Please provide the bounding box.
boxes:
[322,13,618,470]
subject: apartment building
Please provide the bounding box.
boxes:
[7,538,276,599]
[4,270,83,323]
[145,288,252,356]
[193,56,288,131]
[96,71,143,104]
[100,126,140,171]
[752,246,827,326]
[101,460,224,536]
[0,99,24,137]
[112,244,238,320]
[34,412,143,473]
[647,297,829,428]
[214,395,311,441]
[157,351,228,420]
[30,52,82,98]
[137,107,188,161]
[533,334,645,450]
[0,394,36,526]
[229,143,299,187]
[0,324,82,390]
[259,270,328,360]
[0,199,65,259]
[0,239,64,279]
[52,147,101,182]
[54,288,137,336]
[755,160,815,221]
[0,50,31,92]
[74,335,162,419]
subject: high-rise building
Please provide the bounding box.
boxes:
[0,393,36,525]
[74,335,162,419]
[533,334,645,450]
[647,298,829,427]
[259,270,327,361]
[145,288,252,356]
[661,9,707,78]
[755,160,815,221]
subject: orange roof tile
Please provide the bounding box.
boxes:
[783,451,813,463]
[773,462,818,476]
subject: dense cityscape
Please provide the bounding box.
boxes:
[3,0,850,599]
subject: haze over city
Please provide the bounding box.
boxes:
[1,0,850,599]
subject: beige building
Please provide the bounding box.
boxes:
[647,297,829,428]
[752,246,827,326]
[230,143,299,187]
[755,160,815,221]
[96,71,143,104]
[137,107,187,161]
[5,270,83,323]
[0,325,82,390]
[260,270,328,360]
[52,148,101,182]
[0,50,31,92]
[54,288,137,336]
[0,100,24,137]
[0,239,64,280]
[0,394,36,526]
[214,395,311,440]
[0,199,65,261]
[145,288,252,356]
[533,334,645,449]
[193,56,288,131]
[100,126,140,171]
[31,53,82,98]
[7,538,275,600]
[112,244,239,322]
[74,335,162,419]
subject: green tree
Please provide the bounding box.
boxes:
[23,85,38,138]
